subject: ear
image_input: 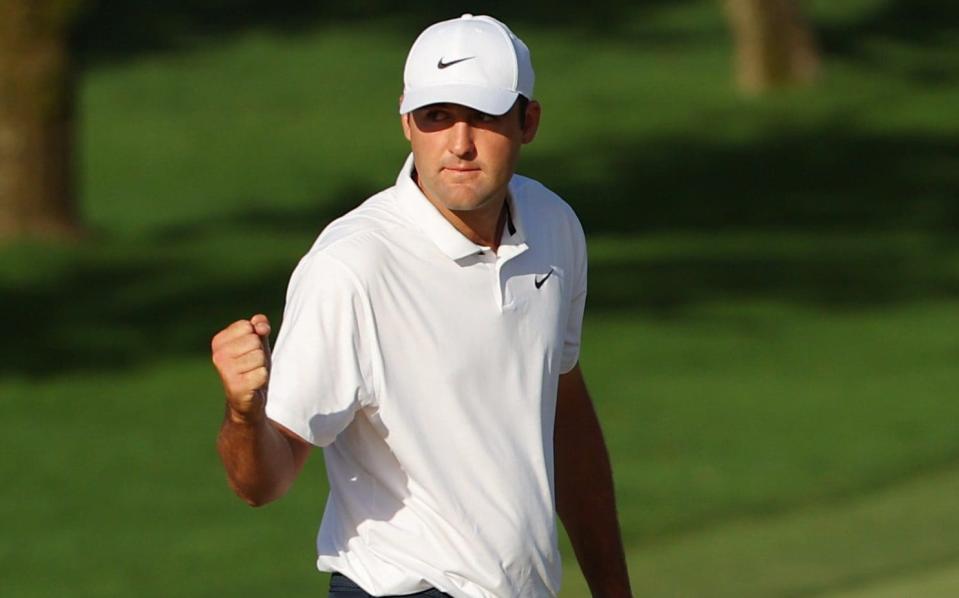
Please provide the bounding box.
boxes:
[398,94,413,141]
[400,112,412,142]
[521,100,542,144]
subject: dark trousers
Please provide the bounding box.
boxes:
[329,572,449,598]
[328,572,452,598]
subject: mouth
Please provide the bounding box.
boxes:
[442,165,480,174]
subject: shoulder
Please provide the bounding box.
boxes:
[510,174,585,241]
[511,174,569,208]
[290,187,407,290]
[313,187,409,259]
[312,189,404,251]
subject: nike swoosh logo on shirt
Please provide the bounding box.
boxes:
[535,269,554,289]
[437,56,475,69]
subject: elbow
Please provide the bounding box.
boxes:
[243,495,270,508]
[229,480,282,508]
[237,488,279,508]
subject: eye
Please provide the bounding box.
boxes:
[425,109,449,122]
[475,112,497,123]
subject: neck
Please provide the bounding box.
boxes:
[414,174,508,253]
[443,198,508,253]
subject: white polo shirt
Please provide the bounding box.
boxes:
[266,154,587,598]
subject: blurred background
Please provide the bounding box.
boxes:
[2,0,957,596]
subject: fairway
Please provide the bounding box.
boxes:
[3,1,958,596]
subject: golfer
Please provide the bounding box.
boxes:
[212,14,632,598]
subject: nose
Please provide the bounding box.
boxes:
[448,120,476,159]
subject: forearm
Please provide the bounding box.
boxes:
[556,366,632,597]
[217,407,299,507]
[556,428,631,596]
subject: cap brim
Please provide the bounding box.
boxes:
[399,85,519,116]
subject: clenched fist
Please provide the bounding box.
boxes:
[212,314,272,424]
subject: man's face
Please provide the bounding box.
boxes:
[401,100,540,213]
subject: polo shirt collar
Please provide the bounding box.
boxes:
[395,153,529,262]
[497,192,529,262]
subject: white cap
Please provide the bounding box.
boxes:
[399,14,535,115]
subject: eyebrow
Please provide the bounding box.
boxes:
[418,104,494,116]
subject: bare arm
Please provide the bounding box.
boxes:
[212,315,311,506]
[555,364,632,597]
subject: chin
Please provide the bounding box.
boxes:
[445,198,494,212]
[434,188,491,212]
[446,200,482,212]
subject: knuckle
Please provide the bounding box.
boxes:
[248,367,269,387]
[232,319,254,332]
[211,330,227,350]
[226,379,251,399]
[213,321,252,350]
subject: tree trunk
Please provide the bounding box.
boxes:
[0,0,82,240]
[723,0,821,94]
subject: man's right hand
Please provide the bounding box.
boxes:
[211,314,272,424]
[213,314,309,506]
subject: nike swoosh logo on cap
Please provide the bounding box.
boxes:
[437,56,475,69]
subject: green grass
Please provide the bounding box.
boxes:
[5,294,959,596]
[4,0,959,595]
[604,461,959,597]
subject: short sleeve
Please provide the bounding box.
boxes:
[265,251,374,447]
[560,214,587,374]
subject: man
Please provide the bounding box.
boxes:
[211,14,632,598]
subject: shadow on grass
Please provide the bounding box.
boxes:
[149,183,369,243]
[2,124,957,377]
[821,0,959,55]
[1,243,294,378]
[522,126,957,234]
[817,0,959,89]
[587,249,959,315]
[74,0,959,73]
[74,0,696,64]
